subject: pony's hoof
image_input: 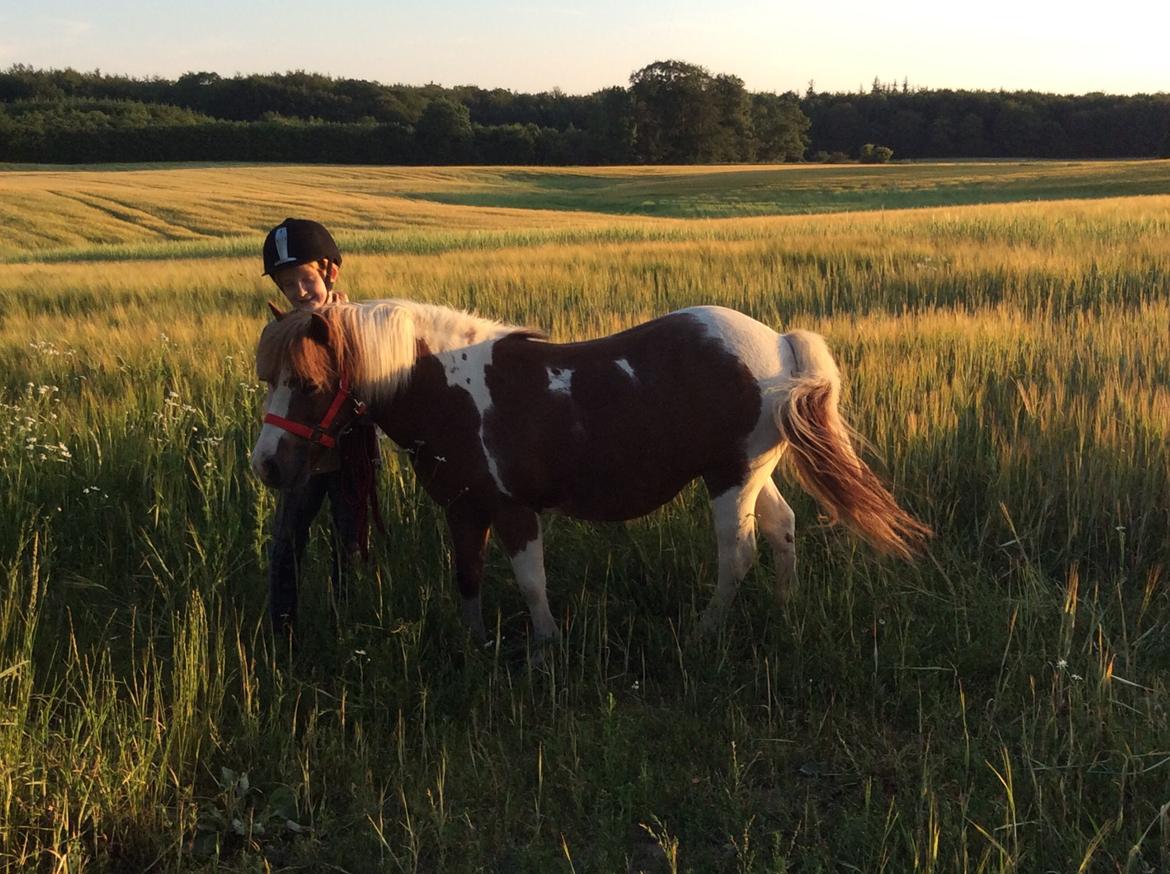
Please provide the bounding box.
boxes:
[697,610,725,639]
[526,630,560,671]
[775,563,796,607]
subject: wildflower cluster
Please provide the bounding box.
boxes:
[29,440,73,463]
[28,339,78,359]
[163,389,198,415]
[196,433,227,471]
[153,389,198,431]
[1054,658,1083,682]
[6,385,70,463]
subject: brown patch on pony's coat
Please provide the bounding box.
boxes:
[482,313,762,520]
[492,501,541,554]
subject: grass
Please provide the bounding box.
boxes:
[4,160,1170,255]
[409,160,1170,217]
[0,161,1168,873]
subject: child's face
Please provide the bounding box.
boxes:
[272,260,338,310]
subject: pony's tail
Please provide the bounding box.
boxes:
[776,330,931,561]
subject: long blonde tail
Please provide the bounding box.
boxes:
[776,330,930,560]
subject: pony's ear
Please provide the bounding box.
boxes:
[307,311,331,345]
[267,300,286,320]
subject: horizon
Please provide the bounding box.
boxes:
[3,1,1167,99]
[5,61,1168,100]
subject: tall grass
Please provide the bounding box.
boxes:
[0,164,1168,872]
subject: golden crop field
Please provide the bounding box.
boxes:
[1,161,1168,873]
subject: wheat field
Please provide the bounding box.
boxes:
[1,161,1168,873]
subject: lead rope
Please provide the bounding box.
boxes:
[341,421,386,561]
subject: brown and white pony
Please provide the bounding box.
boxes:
[251,300,929,641]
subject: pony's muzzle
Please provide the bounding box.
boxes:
[251,439,313,491]
[252,423,300,489]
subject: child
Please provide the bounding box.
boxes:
[260,218,379,638]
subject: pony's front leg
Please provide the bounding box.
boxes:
[493,503,559,643]
[446,506,491,642]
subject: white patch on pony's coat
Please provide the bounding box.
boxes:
[438,340,512,496]
[329,298,509,406]
[251,382,291,474]
[682,305,795,460]
[615,358,636,378]
[683,305,784,380]
[546,367,573,394]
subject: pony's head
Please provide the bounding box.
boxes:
[250,307,360,489]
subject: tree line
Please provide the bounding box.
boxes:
[1,62,1167,165]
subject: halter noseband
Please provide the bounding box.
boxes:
[263,368,367,449]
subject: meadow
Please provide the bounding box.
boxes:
[1,160,1168,873]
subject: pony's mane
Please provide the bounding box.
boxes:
[256,299,534,404]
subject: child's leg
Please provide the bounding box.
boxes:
[268,475,329,635]
[325,469,362,607]
[327,422,381,609]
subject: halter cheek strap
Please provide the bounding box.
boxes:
[263,370,365,449]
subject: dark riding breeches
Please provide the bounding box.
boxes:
[267,469,360,634]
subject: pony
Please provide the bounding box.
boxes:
[251,300,929,641]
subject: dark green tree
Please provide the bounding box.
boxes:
[583,86,636,163]
[750,92,810,162]
[629,60,718,163]
[415,97,472,162]
[708,73,753,161]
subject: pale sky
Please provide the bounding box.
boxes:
[1,0,1166,96]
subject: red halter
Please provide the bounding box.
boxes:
[263,369,366,449]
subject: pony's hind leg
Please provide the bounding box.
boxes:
[699,474,767,635]
[494,503,559,643]
[755,477,796,604]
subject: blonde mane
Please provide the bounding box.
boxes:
[256,299,530,404]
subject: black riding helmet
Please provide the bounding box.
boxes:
[262,218,342,276]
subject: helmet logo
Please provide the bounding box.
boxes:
[272,226,296,267]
